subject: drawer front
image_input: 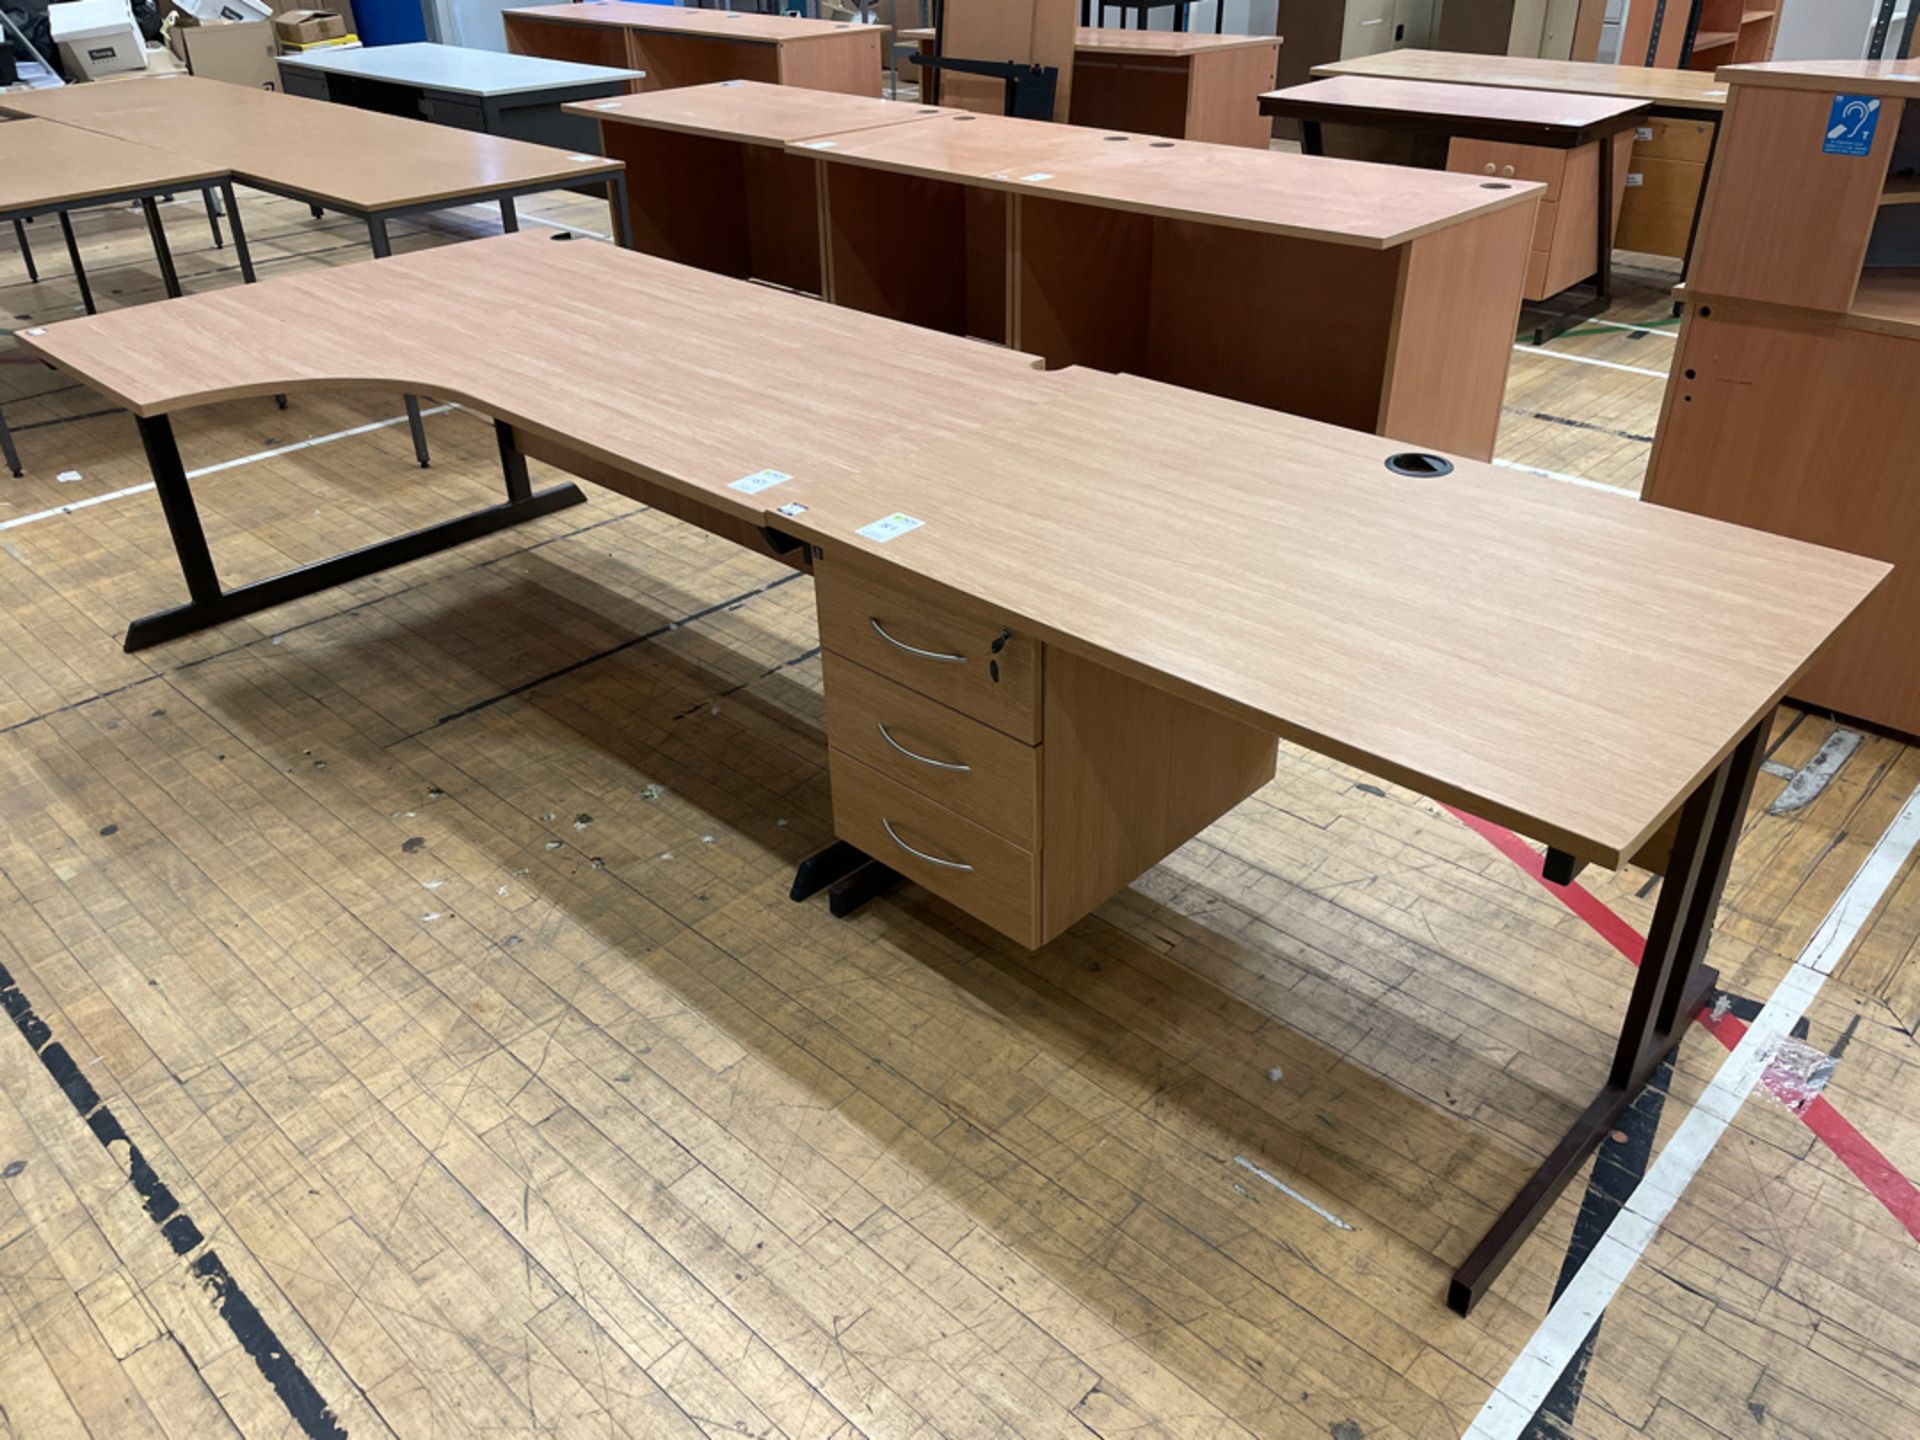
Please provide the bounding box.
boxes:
[823,652,1039,846]
[1631,117,1714,164]
[1448,139,1567,202]
[815,563,1041,742]
[1524,247,1551,302]
[1617,157,1704,259]
[1530,194,1559,253]
[831,751,1039,946]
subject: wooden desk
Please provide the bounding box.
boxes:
[18,231,1884,1316]
[0,119,253,478]
[1262,77,1644,320]
[1,73,632,469]
[902,25,1282,146]
[1312,48,1727,260]
[1646,59,1920,734]
[504,2,885,97]
[579,82,1543,458]
[276,41,645,155]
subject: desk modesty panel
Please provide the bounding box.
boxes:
[577,82,1542,459]
[17,232,1885,1315]
[504,2,885,97]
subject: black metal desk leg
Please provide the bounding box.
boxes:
[56,211,96,316]
[1596,130,1616,309]
[138,414,222,606]
[0,405,21,478]
[222,181,257,285]
[139,197,184,299]
[1676,120,1719,314]
[122,411,588,651]
[496,421,531,504]
[11,218,36,283]
[366,214,432,468]
[500,196,519,233]
[203,187,225,249]
[1447,717,1767,1316]
[1300,120,1325,157]
[609,172,633,249]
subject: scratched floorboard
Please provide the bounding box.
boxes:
[0,180,1916,1440]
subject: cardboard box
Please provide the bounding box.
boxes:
[173,0,273,22]
[177,18,279,89]
[51,0,149,80]
[272,9,347,45]
[281,35,361,53]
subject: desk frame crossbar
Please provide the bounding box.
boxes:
[123,413,586,652]
[1448,717,1767,1313]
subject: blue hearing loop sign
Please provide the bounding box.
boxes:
[1825,94,1882,156]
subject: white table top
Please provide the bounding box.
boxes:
[276,42,644,98]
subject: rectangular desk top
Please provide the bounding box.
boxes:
[277,40,645,96]
[812,107,1543,248]
[0,117,225,215]
[0,75,624,212]
[771,372,1887,868]
[1311,48,1728,114]
[16,234,1884,868]
[570,79,951,145]
[506,2,886,44]
[900,25,1281,58]
[1715,57,1920,98]
[1261,76,1649,144]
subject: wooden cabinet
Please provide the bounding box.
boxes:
[816,556,1277,948]
[1447,128,1631,300]
[1617,115,1715,258]
[1646,62,1920,734]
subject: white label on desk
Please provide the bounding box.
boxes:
[1636,125,1654,142]
[1020,172,1053,182]
[1625,172,1644,187]
[21,328,45,336]
[856,513,923,543]
[594,101,622,110]
[797,140,838,150]
[773,501,809,518]
[729,468,793,495]
[567,154,598,163]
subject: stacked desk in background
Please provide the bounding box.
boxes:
[18,231,1885,1316]
[902,25,1282,146]
[576,81,1542,458]
[1260,76,1645,322]
[1311,48,1726,259]
[277,41,644,155]
[505,2,886,97]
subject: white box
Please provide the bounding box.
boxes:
[51,0,148,79]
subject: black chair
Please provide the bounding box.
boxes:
[1080,2,1223,34]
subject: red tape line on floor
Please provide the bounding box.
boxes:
[1444,803,1920,1244]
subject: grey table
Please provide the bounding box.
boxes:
[276,42,644,153]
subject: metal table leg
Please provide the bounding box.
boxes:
[11,218,36,283]
[0,405,21,478]
[221,182,287,410]
[1596,127,1616,312]
[203,187,225,249]
[609,171,634,249]
[122,412,587,651]
[1299,120,1325,156]
[499,196,519,234]
[139,197,184,299]
[1447,717,1768,1315]
[1675,118,1720,315]
[366,214,431,468]
[57,211,96,315]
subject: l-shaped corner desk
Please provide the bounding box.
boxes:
[571,80,1545,459]
[17,230,1887,1318]
[504,2,888,97]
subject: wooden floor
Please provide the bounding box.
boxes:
[1,181,1917,1440]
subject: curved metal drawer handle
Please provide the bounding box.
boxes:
[881,817,974,871]
[877,722,970,772]
[870,617,965,664]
